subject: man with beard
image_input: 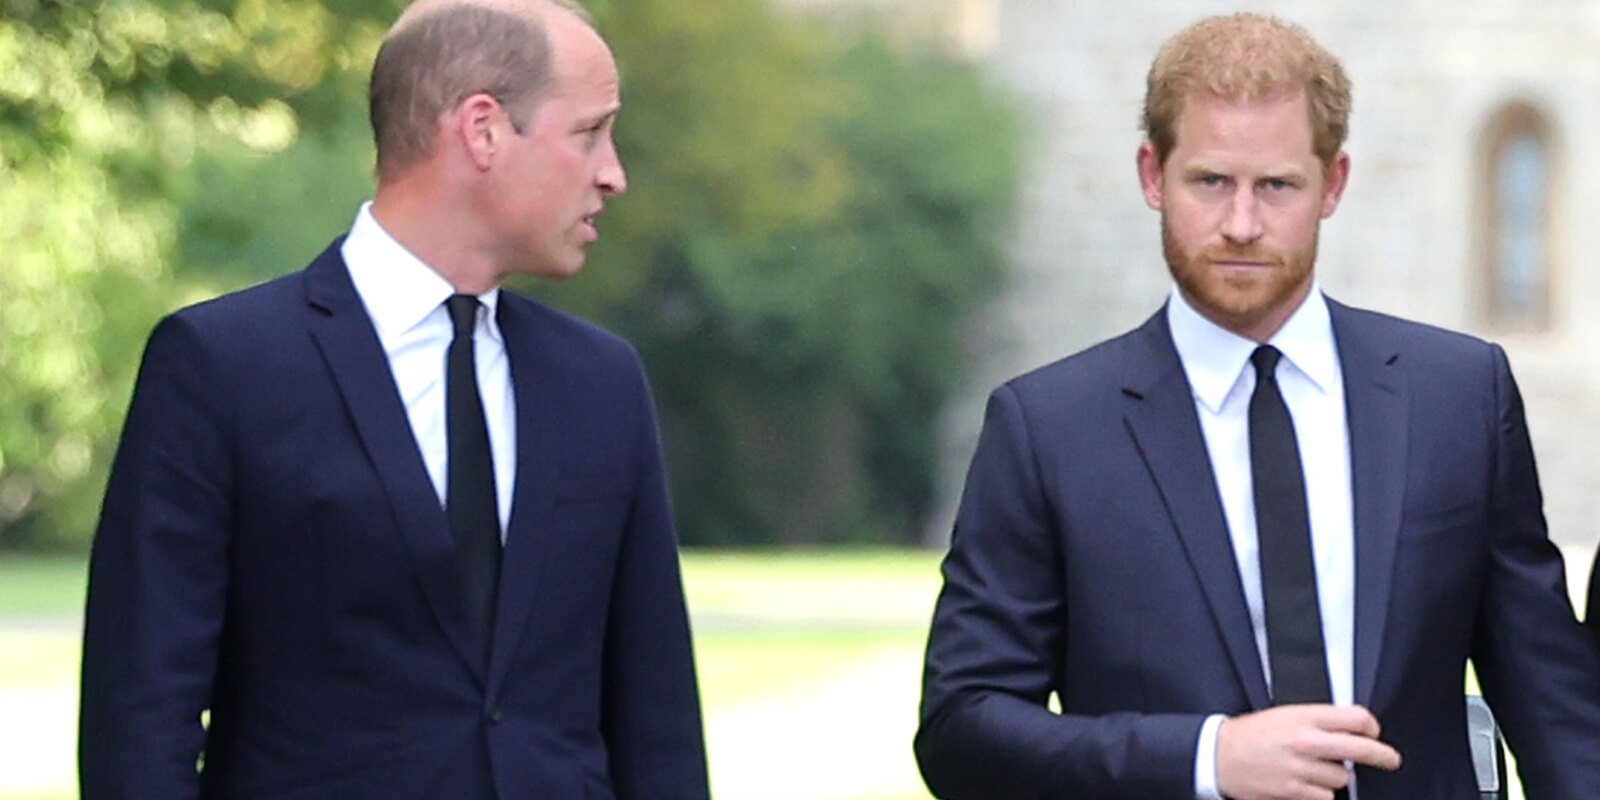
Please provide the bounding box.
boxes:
[915,13,1600,800]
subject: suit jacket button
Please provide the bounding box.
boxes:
[488,709,505,725]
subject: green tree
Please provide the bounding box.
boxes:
[2,0,1020,550]
[0,0,394,549]
[542,3,1024,544]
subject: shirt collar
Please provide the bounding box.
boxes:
[341,202,502,341]
[1166,282,1339,414]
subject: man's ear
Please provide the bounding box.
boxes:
[1137,141,1165,211]
[1320,150,1351,219]
[452,93,501,172]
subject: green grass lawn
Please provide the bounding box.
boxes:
[0,556,85,617]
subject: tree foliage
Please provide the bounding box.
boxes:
[0,0,1020,550]
[568,17,1023,544]
[0,0,393,548]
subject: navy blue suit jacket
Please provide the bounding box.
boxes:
[916,299,1600,799]
[80,242,709,799]
[1588,548,1600,644]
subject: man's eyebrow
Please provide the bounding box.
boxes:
[580,104,621,126]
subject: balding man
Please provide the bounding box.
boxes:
[79,2,710,798]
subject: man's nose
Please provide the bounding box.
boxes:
[598,139,627,196]
[1221,187,1263,244]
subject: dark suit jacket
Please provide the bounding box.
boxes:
[80,242,709,799]
[1589,547,1600,644]
[916,299,1600,799]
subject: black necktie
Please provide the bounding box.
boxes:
[446,294,500,659]
[1249,345,1332,706]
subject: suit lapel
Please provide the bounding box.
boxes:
[485,298,562,695]
[1329,301,1407,706]
[301,244,484,682]
[1122,311,1272,709]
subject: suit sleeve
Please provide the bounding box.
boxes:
[600,355,711,800]
[79,315,232,800]
[916,384,1204,800]
[1470,344,1600,798]
[1588,547,1600,639]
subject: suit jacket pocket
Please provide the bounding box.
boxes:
[1399,496,1482,535]
[1395,496,1486,607]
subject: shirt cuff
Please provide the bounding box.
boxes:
[1193,713,1227,800]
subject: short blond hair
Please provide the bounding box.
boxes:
[1142,13,1351,165]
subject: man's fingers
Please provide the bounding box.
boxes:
[1305,704,1402,769]
[1342,736,1403,771]
[1311,730,1403,772]
[1301,703,1382,738]
[1216,704,1403,800]
[1298,758,1352,790]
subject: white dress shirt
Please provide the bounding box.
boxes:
[1166,286,1356,799]
[341,203,516,538]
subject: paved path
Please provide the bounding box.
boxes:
[0,633,76,800]
[705,647,928,800]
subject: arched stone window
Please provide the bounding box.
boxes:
[1479,103,1555,332]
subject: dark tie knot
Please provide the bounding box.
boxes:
[1251,344,1282,381]
[446,294,480,340]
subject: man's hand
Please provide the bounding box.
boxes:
[1216,704,1402,800]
